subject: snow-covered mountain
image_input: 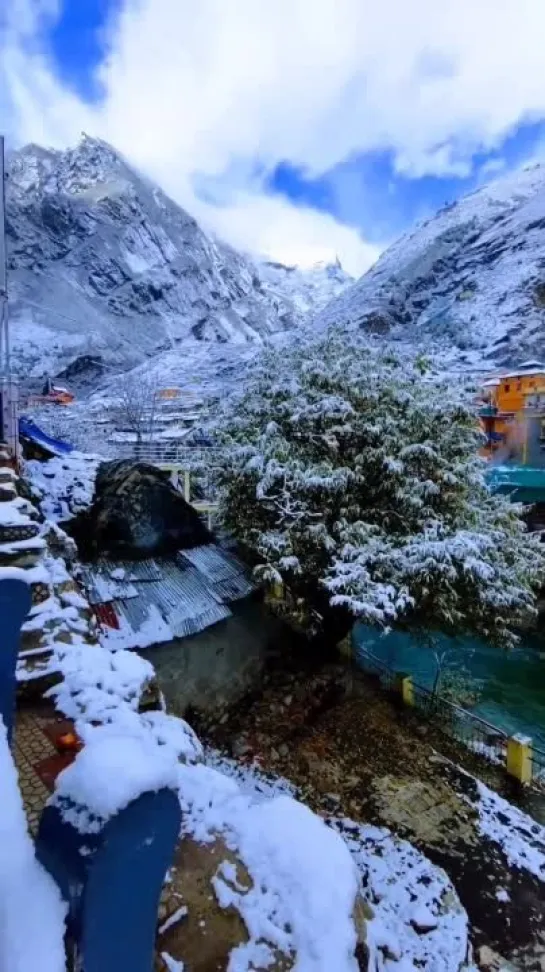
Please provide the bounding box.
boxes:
[257,257,353,316]
[5,136,350,379]
[319,163,545,365]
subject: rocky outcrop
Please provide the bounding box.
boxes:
[5,137,292,374]
[66,459,211,559]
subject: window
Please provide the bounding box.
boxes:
[504,383,510,392]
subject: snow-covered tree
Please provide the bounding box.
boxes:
[111,370,160,454]
[216,331,545,651]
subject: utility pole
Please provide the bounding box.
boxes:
[0,135,19,462]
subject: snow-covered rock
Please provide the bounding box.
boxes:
[318,163,545,365]
[6,136,344,378]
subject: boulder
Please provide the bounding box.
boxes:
[67,460,212,559]
[156,835,371,972]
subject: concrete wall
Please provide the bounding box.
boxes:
[140,596,284,716]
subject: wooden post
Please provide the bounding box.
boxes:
[183,470,190,503]
[506,734,532,785]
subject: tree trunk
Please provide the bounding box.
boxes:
[309,599,354,661]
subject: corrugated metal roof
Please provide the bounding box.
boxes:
[79,564,139,605]
[179,545,255,602]
[104,559,163,583]
[81,543,252,648]
[147,559,230,637]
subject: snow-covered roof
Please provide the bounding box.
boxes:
[482,378,501,387]
[495,367,545,379]
[80,545,255,650]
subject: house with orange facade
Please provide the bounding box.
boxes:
[479,360,545,464]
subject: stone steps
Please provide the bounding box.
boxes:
[0,521,41,544]
[0,482,18,502]
[0,538,45,569]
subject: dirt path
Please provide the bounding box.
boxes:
[196,657,545,971]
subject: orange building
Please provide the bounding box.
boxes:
[479,360,545,460]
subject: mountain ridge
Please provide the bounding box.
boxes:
[5,135,351,379]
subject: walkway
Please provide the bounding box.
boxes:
[13,702,79,833]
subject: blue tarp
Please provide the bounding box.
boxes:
[19,416,74,456]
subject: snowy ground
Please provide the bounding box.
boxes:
[0,719,67,972]
[5,513,477,972]
[207,754,474,972]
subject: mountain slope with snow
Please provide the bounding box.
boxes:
[5,136,350,379]
[257,256,353,316]
[319,163,545,365]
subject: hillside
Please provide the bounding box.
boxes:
[318,163,545,366]
[5,136,350,379]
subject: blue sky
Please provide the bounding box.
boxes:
[5,0,545,274]
[47,0,119,100]
[267,123,545,245]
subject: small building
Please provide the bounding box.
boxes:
[480,362,545,503]
[479,362,545,461]
[78,544,283,716]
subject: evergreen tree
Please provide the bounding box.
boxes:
[216,332,545,649]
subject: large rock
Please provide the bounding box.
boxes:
[156,834,370,972]
[67,459,211,559]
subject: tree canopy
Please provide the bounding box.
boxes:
[216,332,545,649]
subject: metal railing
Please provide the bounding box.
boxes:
[355,647,398,691]
[110,441,223,465]
[357,646,520,779]
[531,744,545,788]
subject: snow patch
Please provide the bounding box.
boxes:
[0,719,67,972]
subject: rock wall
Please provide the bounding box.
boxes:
[141,598,286,717]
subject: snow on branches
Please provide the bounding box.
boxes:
[216,331,545,648]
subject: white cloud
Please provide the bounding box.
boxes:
[3,0,545,274]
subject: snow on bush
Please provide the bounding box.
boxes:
[216,332,545,648]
